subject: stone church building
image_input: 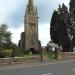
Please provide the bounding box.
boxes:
[18,0,41,54]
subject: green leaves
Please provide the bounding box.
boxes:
[50,4,71,52]
[0,24,11,44]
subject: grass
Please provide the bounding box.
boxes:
[22,51,55,60]
[43,51,55,59]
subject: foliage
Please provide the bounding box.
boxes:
[3,49,12,57]
[43,51,55,59]
[11,44,24,57]
[50,10,60,44]
[69,0,75,49]
[0,24,24,58]
[0,24,12,49]
[50,0,75,51]
[50,4,71,52]
[69,0,75,16]
[0,24,12,57]
[47,52,55,59]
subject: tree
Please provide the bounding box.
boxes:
[11,44,24,57]
[69,0,75,49]
[69,0,75,16]
[0,24,12,57]
[50,4,71,52]
[50,10,60,45]
[0,24,12,49]
[0,24,24,57]
[58,4,71,51]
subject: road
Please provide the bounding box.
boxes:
[0,60,75,75]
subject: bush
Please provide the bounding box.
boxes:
[0,51,5,58]
[11,44,24,57]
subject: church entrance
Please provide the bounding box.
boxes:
[30,48,35,54]
[30,48,34,52]
[30,48,38,54]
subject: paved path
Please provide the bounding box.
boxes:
[0,60,75,75]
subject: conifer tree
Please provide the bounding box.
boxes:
[50,4,71,52]
[69,0,75,49]
[50,10,60,44]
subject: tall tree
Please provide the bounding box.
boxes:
[58,4,71,51]
[69,0,75,16]
[50,10,60,45]
[0,24,12,50]
[50,4,71,52]
[69,0,75,49]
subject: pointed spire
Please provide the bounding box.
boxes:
[28,0,34,13]
[28,0,33,7]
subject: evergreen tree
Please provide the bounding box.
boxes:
[50,4,71,52]
[69,0,75,49]
[69,0,75,16]
[58,4,71,51]
[50,10,60,45]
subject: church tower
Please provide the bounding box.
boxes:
[24,0,40,53]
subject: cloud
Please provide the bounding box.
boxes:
[0,0,70,26]
[39,23,50,46]
[8,23,50,46]
[0,0,70,46]
[0,0,27,26]
[8,23,24,45]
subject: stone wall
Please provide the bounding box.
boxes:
[0,56,40,65]
[58,52,75,59]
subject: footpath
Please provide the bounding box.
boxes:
[0,59,75,70]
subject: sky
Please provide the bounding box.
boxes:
[0,0,70,46]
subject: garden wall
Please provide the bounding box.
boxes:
[0,56,40,65]
[58,52,75,59]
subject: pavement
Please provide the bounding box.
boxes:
[0,59,75,75]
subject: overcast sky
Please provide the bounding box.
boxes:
[0,0,70,46]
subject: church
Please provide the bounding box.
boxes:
[19,0,41,54]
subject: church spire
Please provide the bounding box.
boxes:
[28,0,34,8]
[28,0,33,6]
[24,0,40,53]
[28,0,34,13]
